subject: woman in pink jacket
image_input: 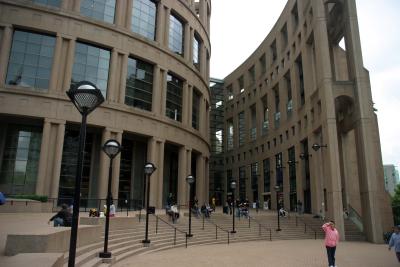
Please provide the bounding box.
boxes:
[322,221,339,267]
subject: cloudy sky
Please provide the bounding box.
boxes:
[210,0,400,168]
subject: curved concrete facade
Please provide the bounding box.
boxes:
[0,0,211,209]
[222,0,392,242]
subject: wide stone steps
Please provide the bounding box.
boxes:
[63,212,328,267]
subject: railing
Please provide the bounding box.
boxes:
[348,204,364,232]
[248,216,272,241]
[201,214,230,244]
[295,215,318,240]
[152,214,188,248]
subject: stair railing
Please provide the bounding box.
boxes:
[248,216,272,241]
[152,214,188,248]
[202,214,230,244]
[295,215,318,240]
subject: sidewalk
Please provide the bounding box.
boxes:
[115,239,396,267]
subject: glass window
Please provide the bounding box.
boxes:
[215,130,223,154]
[31,0,61,7]
[193,35,200,69]
[166,73,183,121]
[71,42,110,97]
[239,166,246,200]
[263,158,271,192]
[80,0,116,24]
[131,0,156,40]
[6,30,56,90]
[192,89,201,129]
[238,111,245,146]
[169,14,184,56]
[0,125,42,195]
[125,57,153,111]
[227,119,234,150]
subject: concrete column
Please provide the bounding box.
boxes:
[182,81,189,126]
[186,148,192,201]
[196,154,205,204]
[0,26,13,87]
[200,44,207,78]
[151,65,161,114]
[62,38,76,92]
[245,165,251,201]
[283,152,290,210]
[163,7,171,47]
[36,120,52,195]
[199,96,205,136]
[189,27,194,65]
[125,0,133,29]
[72,0,81,12]
[199,0,206,24]
[271,156,278,211]
[178,146,188,206]
[114,0,125,27]
[156,140,165,208]
[111,131,122,203]
[204,157,209,202]
[107,49,118,102]
[159,68,167,117]
[147,137,157,207]
[118,53,128,104]
[49,35,63,93]
[295,143,304,203]
[50,122,66,198]
[97,128,111,199]
[61,0,69,10]
[184,23,190,61]
[187,85,193,127]
[155,1,165,44]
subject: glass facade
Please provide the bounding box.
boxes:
[71,42,110,98]
[169,14,184,56]
[238,111,245,146]
[125,57,154,111]
[251,162,258,202]
[0,125,42,195]
[80,0,116,24]
[227,119,234,150]
[166,74,183,121]
[32,0,61,7]
[131,0,157,40]
[263,158,271,193]
[239,166,246,201]
[192,90,200,129]
[6,30,56,90]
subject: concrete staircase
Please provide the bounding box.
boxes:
[62,211,366,267]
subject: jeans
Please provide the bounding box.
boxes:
[326,246,336,266]
[53,217,64,227]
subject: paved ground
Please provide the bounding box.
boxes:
[115,239,397,267]
[0,212,397,267]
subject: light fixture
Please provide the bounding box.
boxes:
[312,143,328,151]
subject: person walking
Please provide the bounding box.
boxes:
[389,225,400,262]
[322,221,339,267]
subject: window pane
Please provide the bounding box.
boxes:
[80,0,116,24]
[166,73,183,121]
[71,42,110,98]
[6,30,55,90]
[31,0,61,7]
[131,0,156,40]
[169,14,184,56]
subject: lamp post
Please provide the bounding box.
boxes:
[186,175,195,237]
[275,185,282,231]
[230,181,236,234]
[66,81,104,267]
[142,162,156,246]
[311,143,328,151]
[99,139,121,259]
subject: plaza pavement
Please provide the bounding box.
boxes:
[0,212,397,267]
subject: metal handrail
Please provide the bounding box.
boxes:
[295,215,318,239]
[152,214,188,248]
[202,214,230,244]
[248,216,272,241]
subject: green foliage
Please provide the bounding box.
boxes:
[392,184,400,206]
[10,194,48,202]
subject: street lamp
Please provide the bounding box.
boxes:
[186,175,195,238]
[66,81,104,267]
[299,153,312,160]
[275,185,282,231]
[142,162,156,246]
[312,143,328,151]
[230,181,237,234]
[99,139,122,259]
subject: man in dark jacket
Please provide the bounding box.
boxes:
[48,204,72,227]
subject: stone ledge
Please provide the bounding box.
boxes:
[1,253,64,267]
[5,225,101,256]
[80,216,139,230]
[0,199,53,213]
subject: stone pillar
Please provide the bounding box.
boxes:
[196,154,205,204]
[186,148,192,201]
[163,7,171,47]
[295,143,304,204]
[147,137,165,208]
[204,157,209,202]
[72,0,81,12]
[0,26,13,87]
[199,0,206,24]
[125,0,133,29]
[50,122,66,198]
[48,35,63,93]
[155,1,165,44]
[62,38,76,92]
[187,85,193,127]
[147,137,157,207]
[189,27,194,65]
[97,128,111,199]
[200,44,207,78]
[184,23,190,61]
[114,0,125,27]
[178,146,188,206]
[118,53,128,104]
[36,120,52,195]
[111,131,123,203]
[199,96,205,136]
[107,49,119,102]
[182,81,189,126]
[282,152,290,210]
[159,68,167,117]
[152,65,161,115]
[156,140,165,208]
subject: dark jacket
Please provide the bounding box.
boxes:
[50,209,72,226]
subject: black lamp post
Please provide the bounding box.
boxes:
[186,175,195,238]
[99,139,121,259]
[66,81,104,267]
[230,181,237,234]
[142,162,156,246]
[275,185,282,231]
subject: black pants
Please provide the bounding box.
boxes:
[326,246,336,266]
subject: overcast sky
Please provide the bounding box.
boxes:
[210,0,400,168]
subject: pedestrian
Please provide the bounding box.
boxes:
[388,225,400,262]
[322,221,339,267]
[48,203,72,227]
[297,200,302,215]
[255,199,260,213]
